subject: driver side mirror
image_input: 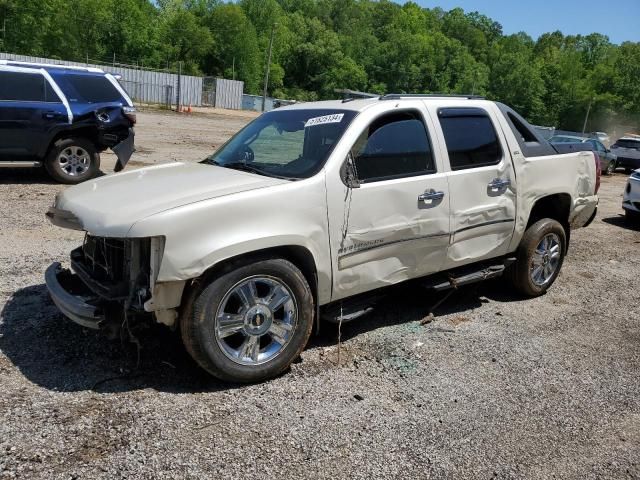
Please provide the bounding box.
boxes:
[341,152,361,189]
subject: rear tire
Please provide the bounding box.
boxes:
[506,218,566,297]
[180,258,314,383]
[45,137,100,184]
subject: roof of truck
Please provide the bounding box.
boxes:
[278,95,491,113]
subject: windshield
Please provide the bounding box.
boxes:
[206,109,358,179]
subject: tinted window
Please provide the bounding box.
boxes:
[44,81,62,102]
[439,108,502,170]
[352,111,435,182]
[614,139,640,149]
[54,74,123,103]
[0,71,49,102]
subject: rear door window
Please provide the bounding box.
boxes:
[438,108,502,170]
[53,74,123,103]
[0,71,49,102]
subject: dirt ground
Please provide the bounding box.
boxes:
[0,108,639,480]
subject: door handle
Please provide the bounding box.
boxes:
[42,111,58,120]
[488,178,510,190]
[418,189,445,202]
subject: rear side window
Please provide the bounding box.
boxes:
[615,139,640,149]
[352,111,436,182]
[0,71,59,102]
[438,108,502,170]
[54,74,123,103]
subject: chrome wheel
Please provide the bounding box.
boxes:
[58,146,90,176]
[530,233,562,286]
[214,276,297,366]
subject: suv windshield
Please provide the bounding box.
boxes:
[206,109,358,179]
[51,73,124,104]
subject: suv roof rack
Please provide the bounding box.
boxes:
[335,88,379,102]
[0,60,104,74]
[379,93,485,100]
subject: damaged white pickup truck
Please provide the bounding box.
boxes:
[46,95,599,382]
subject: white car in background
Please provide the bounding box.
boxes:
[591,131,610,145]
[623,169,640,223]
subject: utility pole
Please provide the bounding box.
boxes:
[262,23,277,112]
[232,56,235,80]
[176,61,182,112]
[582,97,593,134]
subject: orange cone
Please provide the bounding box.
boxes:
[187,104,192,114]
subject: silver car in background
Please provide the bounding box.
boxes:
[591,131,610,145]
[549,135,618,175]
[611,136,640,173]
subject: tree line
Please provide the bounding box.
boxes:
[1,0,638,131]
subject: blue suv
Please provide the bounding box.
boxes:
[0,61,136,184]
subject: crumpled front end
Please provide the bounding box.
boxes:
[45,234,181,331]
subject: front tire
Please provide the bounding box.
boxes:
[45,137,100,184]
[181,259,314,383]
[507,219,566,297]
[605,160,616,175]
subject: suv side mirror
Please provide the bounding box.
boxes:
[341,152,361,189]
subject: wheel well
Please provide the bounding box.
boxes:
[43,128,100,159]
[182,246,319,313]
[527,193,572,249]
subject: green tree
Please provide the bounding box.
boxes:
[206,4,261,92]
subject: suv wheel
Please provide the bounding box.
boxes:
[606,160,616,175]
[45,137,100,184]
[507,218,566,297]
[181,259,314,383]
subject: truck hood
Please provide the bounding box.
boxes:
[51,162,288,236]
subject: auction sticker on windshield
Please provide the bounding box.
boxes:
[305,113,344,128]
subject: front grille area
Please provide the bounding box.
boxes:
[70,235,151,302]
[82,235,128,284]
[70,235,133,300]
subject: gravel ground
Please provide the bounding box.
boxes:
[0,109,639,479]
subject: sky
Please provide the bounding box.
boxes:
[411,0,640,44]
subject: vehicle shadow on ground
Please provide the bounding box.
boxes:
[0,280,524,394]
[0,168,107,184]
[309,279,524,349]
[0,284,225,394]
[601,215,640,232]
[0,168,57,185]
